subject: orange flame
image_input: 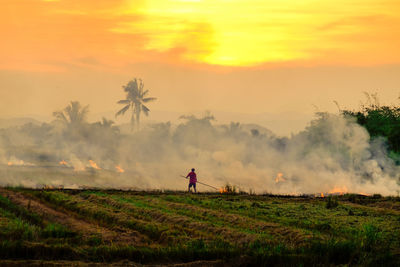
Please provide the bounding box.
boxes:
[115,165,125,173]
[275,172,286,183]
[328,186,348,195]
[88,160,101,170]
[59,160,68,166]
[320,192,324,198]
[7,159,34,166]
[219,187,228,194]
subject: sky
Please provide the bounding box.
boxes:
[1,0,400,133]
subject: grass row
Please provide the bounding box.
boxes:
[28,190,260,246]
[67,190,400,265]
[99,193,314,247]
[151,193,400,247]
[1,188,399,265]
[0,195,78,243]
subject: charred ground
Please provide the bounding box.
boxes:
[0,188,399,266]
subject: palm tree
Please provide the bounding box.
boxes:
[53,101,89,127]
[115,78,157,130]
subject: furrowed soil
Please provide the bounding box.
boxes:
[0,188,399,266]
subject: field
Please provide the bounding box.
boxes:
[0,188,399,266]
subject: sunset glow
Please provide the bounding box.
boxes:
[1,0,400,122]
[1,0,400,71]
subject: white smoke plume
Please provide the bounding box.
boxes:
[0,112,399,195]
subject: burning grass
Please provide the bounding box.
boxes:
[0,188,399,266]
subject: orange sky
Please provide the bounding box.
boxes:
[1,0,400,132]
[2,0,400,70]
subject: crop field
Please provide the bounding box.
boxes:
[0,188,399,266]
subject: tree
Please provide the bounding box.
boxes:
[53,101,89,128]
[53,101,90,141]
[341,93,400,156]
[115,78,157,130]
[92,117,120,134]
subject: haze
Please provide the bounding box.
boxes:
[1,0,400,134]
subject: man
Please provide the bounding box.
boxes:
[186,168,197,193]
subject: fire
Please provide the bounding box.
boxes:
[88,160,101,170]
[115,165,125,173]
[7,159,34,166]
[328,186,348,195]
[318,186,349,197]
[275,172,286,183]
[219,184,236,194]
[59,160,68,166]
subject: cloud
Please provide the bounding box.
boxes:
[1,0,400,72]
[0,0,148,72]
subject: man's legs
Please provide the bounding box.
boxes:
[188,183,196,193]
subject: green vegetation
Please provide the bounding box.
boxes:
[0,188,399,265]
[342,93,400,162]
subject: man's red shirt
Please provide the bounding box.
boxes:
[186,172,197,183]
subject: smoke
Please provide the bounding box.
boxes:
[0,112,399,195]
